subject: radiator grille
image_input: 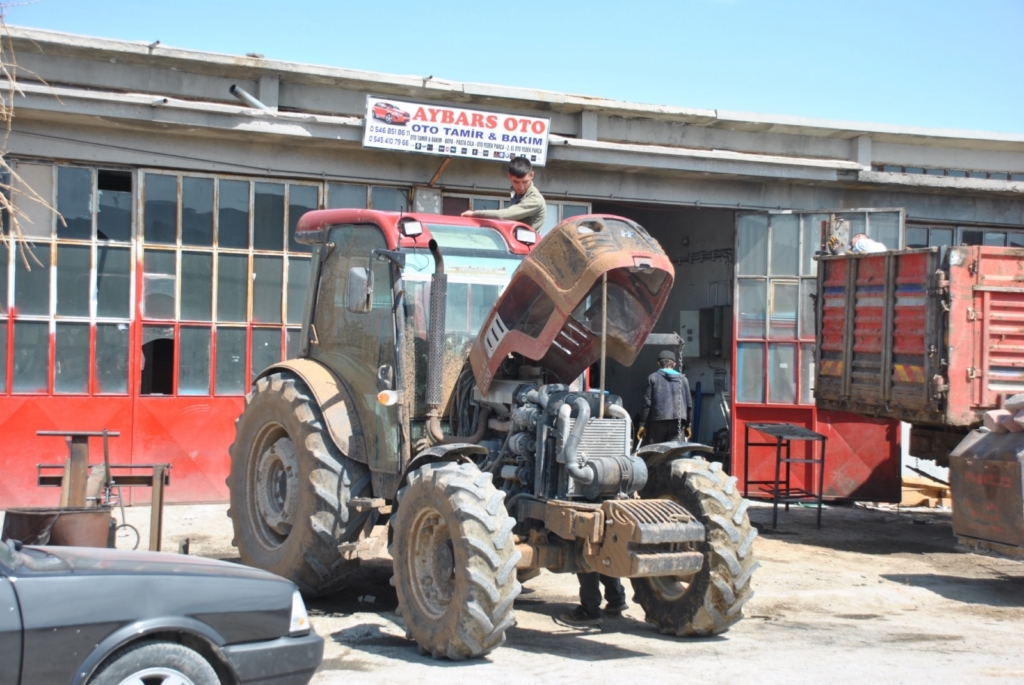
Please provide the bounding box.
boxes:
[569,418,629,459]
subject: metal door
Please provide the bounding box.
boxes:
[733,209,905,501]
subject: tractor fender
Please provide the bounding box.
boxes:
[392,443,488,512]
[637,441,713,470]
[255,359,368,465]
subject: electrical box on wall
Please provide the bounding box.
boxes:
[679,310,700,357]
[411,187,441,214]
[699,305,733,359]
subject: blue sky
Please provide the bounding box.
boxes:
[6,0,1022,134]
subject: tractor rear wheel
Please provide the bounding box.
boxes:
[631,457,759,636]
[391,462,521,659]
[228,372,372,595]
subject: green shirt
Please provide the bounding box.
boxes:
[473,183,547,231]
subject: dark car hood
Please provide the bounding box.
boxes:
[19,546,284,583]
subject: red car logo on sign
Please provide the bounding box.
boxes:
[372,102,410,125]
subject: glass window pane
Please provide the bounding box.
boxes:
[0,321,6,391]
[178,326,211,395]
[96,246,131,318]
[984,232,1006,247]
[371,186,407,212]
[737,214,767,276]
[14,243,50,316]
[252,256,282,323]
[869,212,900,249]
[1009,232,1024,248]
[442,196,470,217]
[287,258,310,325]
[287,185,318,253]
[327,183,367,209]
[13,321,49,392]
[800,278,817,339]
[254,182,285,251]
[218,180,250,249]
[141,325,175,395]
[215,327,248,395]
[801,214,828,277]
[736,342,764,403]
[839,213,866,248]
[142,250,176,320]
[562,204,589,219]
[285,328,300,360]
[217,253,248,322]
[96,171,132,241]
[769,215,799,276]
[968,171,987,179]
[989,172,1008,181]
[540,205,558,235]
[182,177,214,246]
[54,323,89,394]
[769,282,798,339]
[144,173,177,244]
[180,252,213,321]
[768,343,796,404]
[800,342,815,405]
[473,198,499,212]
[56,244,90,317]
[14,163,55,238]
[929,229,953,247]
[447,283,469,332]
[0,242,6,315]
[96,323,129,393]
[961,230,983,246]
[737,279,766,338]
[906,227,928,248]
[251,328,281,381]
[948,169,967,178]
[56,167,92,240]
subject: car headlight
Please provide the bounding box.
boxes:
[290,590,311,636]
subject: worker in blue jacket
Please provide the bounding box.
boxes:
[637,350,692,444]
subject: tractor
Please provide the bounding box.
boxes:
[227,210,758,658]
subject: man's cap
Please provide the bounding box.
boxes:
[658,350,676,361]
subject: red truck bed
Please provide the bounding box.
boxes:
[815,246,1024,461]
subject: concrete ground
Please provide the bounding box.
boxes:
[101,499,1024,685]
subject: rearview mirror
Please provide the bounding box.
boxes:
[347,267,374,313]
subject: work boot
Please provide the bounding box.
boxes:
[604,600,628,615]
[557,606,603,627]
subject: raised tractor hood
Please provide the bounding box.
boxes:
[469,215,674,394]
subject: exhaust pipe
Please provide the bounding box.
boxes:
[229,84,271,111]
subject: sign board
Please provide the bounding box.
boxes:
[362,96,550,166]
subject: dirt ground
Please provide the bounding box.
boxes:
[92,499,1023,685]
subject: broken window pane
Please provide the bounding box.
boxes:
[14,243,51,316]
[180,252,213,321]
[285,327,300,360]
[142,250,176,320]
[768,343,796,404]
[737,214,767,276]
[96,323,129,394]
[737,279,766,338]
[215,326,247,395]
[57,166,93,240]
[97,246,131,318]
[178,326,211,395]
[251,328,281,381]
[55,323,90,394]
[144,174,178,244]
[217,253,248,322]
[182,176,214,246]
[140,325,174,395]
[13,321,49,392]
[97,170,132,242]
[769,214,799,276]
[287,185,318,253]
[252,255,282,323]
[736,342,764,403]
[254,182,284,251]
[327,183,366,209]
[286,258,310,324]
[371,187,407,212]
[56,244,91,317]
[218,180,250,249]
[13,163,54,238]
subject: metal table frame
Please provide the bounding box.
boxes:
[744,422,827,529]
